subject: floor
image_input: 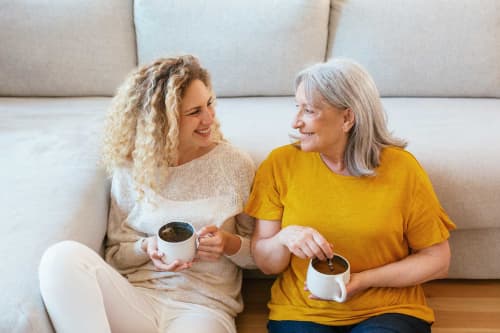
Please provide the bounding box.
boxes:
[236,279,500,333]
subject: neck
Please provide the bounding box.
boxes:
[320,152,350,175]
[176,143,216,166]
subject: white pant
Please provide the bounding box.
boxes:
[39,241,235,333]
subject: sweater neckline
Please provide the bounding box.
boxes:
[170,142,223,170]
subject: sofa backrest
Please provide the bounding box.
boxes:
[328,0,500,97]
[2,0,499,99]
[134,0,330,97]
[0,0,136,97]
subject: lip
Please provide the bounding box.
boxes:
[300,131,314,138]
[195,128,211,137]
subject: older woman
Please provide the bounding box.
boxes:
[245,58,455,333]
[39,55,255,333]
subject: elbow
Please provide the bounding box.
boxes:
[258,265,281,276]
[437,260,450,279]
[436,246,452,279]
[252,255,280,275]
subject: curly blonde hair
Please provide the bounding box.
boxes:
[102,55,223,193]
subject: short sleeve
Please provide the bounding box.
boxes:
[244,152,284,221]
[404,161,456,250]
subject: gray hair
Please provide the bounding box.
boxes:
[294,58,407,177]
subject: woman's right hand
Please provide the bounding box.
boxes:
[142,236,193,272]
[277,226,333,260]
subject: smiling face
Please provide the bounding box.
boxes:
[293,82,354,157]
[177,79,216,163]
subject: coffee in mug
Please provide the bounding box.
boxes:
[306,254,350,302]
[312,256,348,275]
[157,221,197,264]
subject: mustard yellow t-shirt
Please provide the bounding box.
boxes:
[245,144,456,326]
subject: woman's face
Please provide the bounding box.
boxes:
[177,79,216,159]
[293,82,353,155]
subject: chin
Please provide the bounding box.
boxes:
[298,140,316,152]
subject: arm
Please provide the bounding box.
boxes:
[345,240,451,299]
[104,195,150,270]
[196,213,255,269]
[252,219,334,275]
[219,212,258,269]
[105,168,173,271]
[195,147,258,268]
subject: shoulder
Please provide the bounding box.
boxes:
[215,142,255,172]
[379,146,428,181]
[264,143,302,165]
[380,146,421,169]
[110,163,133,188]
[108,163,138,206]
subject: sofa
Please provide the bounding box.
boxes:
[1,0,499,331]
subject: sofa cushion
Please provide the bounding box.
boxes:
[134,0,330,97]
[0,0,136,97]
[382,98,500,230]
[328,0,500,97]
[0,98,110,332]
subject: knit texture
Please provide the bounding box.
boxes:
[105,142,256,316]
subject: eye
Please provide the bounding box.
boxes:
[186,108,201,116]
[207,97,216,106]
[296,104,314,114]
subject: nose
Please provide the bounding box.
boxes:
[200,106,214,125]
[292,111,304,129]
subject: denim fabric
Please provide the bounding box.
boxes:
[268,313,431,333]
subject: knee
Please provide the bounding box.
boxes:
[39,240,92,288]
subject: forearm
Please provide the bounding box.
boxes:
[105,238,150,270]
[360,241,450,289]
[252,233,291,275]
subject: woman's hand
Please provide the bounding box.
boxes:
[196,224,241,261]
[142,236,192,272]
[277,225,333,260]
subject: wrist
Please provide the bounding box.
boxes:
[356,270,371,290]
[224,233,242,256]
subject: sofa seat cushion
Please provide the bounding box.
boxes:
[216,97,500,231]
[0,98,110,333]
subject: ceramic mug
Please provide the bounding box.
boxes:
[306,253,350,302]
[157,221,197,264]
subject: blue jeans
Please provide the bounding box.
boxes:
[268,313,431,333]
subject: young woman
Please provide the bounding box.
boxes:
[39,55,255,333]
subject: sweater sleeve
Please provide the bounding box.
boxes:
[104,168,150,271]
[225,149,257,269]
[225,212,256,269]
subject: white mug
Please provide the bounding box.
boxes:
[157,221,197,265]
[306,254,350,302]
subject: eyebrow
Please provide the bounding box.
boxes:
[184,96,213,113]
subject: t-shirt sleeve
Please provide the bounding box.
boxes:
[244,151,284,221]
[404,160,456,250]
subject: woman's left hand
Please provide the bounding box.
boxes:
[196,225,232,261]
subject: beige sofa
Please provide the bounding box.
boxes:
[1,0,499,331]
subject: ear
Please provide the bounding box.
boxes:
[342,108,355,132]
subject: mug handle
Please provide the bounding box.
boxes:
[332,280,347,303]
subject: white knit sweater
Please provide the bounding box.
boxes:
[104,142,256,316]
